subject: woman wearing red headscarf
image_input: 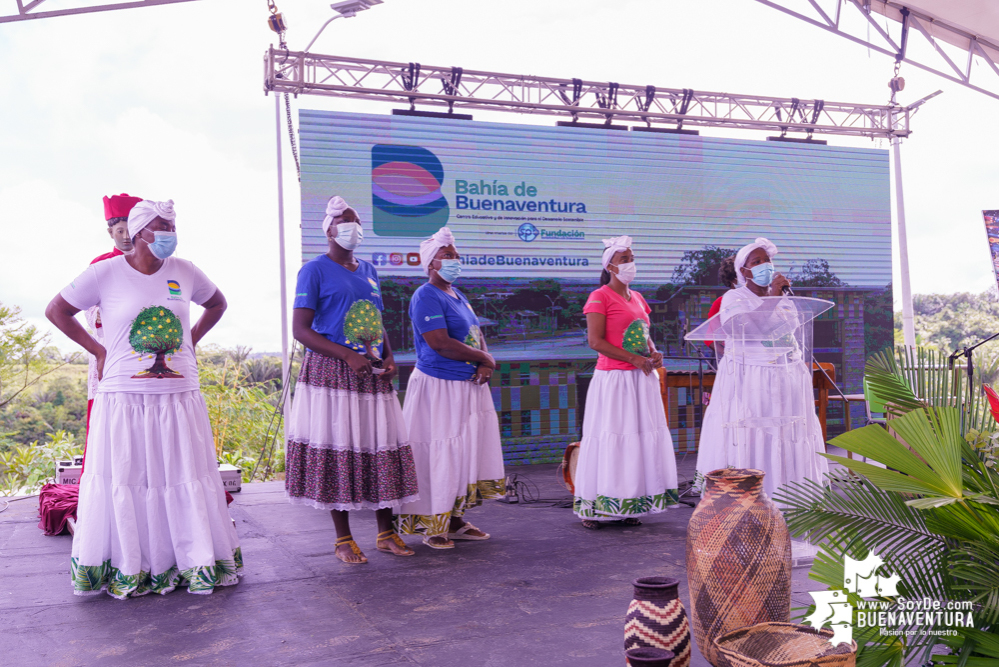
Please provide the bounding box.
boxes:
[83,194,143,451]
[37,194,143,539]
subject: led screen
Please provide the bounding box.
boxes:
[299,109,892,362]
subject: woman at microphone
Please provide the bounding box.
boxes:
[694,237,828,502]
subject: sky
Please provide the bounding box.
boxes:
[2,0,998,355]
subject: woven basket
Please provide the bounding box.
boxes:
[685,468,791,665]
[713,622,857,667]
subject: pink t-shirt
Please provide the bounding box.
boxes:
[583,285,652,371]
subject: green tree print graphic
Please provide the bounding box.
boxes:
[129,305,184,379]
[344,299,384,360]
[463,325,482,350]
[463,325,482,366]
[622,319,649,354]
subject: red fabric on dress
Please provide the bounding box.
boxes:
[82,246,123,467]
[90,246,123,265]
[37,483,80,536]
[39,247,125,536]
[704,295,724,347]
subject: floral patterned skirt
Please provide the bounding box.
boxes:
[284,350,419,511]
[72,390,242,599]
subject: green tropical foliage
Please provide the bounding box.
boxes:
[900,291,999,352]
[787,258,846,287]
[670,245,738,286]
[70,557,110,593]
[0,337,290,495]
[0,430,82,496]
[0,302,77,410]
[776,345,999,667]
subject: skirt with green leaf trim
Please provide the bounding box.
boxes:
[394,369,505,537]
[71,390,242,598]
[572,369,679,521]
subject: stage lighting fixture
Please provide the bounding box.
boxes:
[556,121,627,131]
[303,0,383,52]
[766,136,827,145]
[392,109,473,120]
[631,126,699,135]
[330,0,383,18]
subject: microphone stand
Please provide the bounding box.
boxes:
[948,331,999,383]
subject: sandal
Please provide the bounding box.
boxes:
[619,518,643,526]
[334,535,368,564]
[581,519,602,530]
[447,522,490,541]
[376,530,415,557]
[422,534,455,550]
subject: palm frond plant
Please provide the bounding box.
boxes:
[775,346,999,667]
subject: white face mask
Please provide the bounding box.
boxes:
[612,261,637,285]
[333,222,363,250]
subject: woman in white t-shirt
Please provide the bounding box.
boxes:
[46,199,241,599]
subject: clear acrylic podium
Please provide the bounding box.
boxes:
[684,296,834,469]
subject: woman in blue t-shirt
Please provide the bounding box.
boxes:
[285,196,419,564]
[394,228,506,549]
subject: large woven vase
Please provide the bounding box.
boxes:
[686,468,791,666]
[625,577,691,667]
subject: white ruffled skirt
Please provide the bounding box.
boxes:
[284,351,419,511]
[573,369,679,520]
[71,390,241,599]
[394,369,506,536]
[696,356,829,501]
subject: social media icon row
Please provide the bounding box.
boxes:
[371,252,421,267]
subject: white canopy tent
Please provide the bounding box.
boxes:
[755,0,999,346]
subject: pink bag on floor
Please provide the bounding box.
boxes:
[37,483,79,536]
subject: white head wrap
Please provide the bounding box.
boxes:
[734,237,778,286]
[601,235,633,269]
[419,227,457,275]
[127,199,175,239]
[322,196,351,234]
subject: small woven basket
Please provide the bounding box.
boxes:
[713,623,857,667]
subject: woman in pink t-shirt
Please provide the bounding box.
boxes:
[573,236,679,529]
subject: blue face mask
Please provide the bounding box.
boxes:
[437,259,462,283]
[148,231,178,259]
[750,262,775,287]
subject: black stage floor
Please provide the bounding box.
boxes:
[1,456,827,667]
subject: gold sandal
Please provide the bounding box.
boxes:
[376,530,415,557]
[334,535,368,564]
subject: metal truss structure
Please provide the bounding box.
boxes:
[754,0,999,101]
[0,0,198,24]
[264,48,919,140]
